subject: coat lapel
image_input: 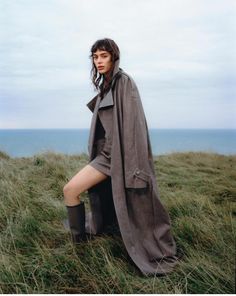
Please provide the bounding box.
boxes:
[86,94,99,113]
[98,89,114,109]
[86,88,114,112]
[87,95,101,157]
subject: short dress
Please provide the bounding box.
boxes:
[88,112,111,177]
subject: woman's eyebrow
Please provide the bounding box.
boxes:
[93,52,108,57]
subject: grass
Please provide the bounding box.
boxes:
[0,149,235,293]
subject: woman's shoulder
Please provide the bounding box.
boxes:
[117,69,137,89]
[119,69,132,80]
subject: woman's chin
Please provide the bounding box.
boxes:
[98,70,107,75]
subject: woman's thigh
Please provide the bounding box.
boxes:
[63,164,108,198]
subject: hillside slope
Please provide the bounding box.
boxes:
[0,150,235,293]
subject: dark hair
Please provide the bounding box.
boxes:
[89,38,120,95]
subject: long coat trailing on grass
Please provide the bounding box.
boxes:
[85,58,179,276]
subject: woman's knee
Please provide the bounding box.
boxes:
[63,183,81,200]
[63,183,71,196]
[63,165,108,202]
[63,186,81,207]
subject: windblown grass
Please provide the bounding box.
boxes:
[0,150,235,293]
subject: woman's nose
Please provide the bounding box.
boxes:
[97,57,102,64]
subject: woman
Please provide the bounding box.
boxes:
[63,38,180,276]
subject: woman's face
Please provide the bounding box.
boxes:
[93,49,113,75]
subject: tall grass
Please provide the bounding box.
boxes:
[0,150,235,293]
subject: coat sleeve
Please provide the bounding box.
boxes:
[117,74,151,189]
[100,138,112,160]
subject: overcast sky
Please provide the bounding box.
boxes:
[0,0,235,129]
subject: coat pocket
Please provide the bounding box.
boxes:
[125,168,151,189]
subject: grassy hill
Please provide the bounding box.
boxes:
[0,150,235,293]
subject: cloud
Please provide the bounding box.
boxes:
[0,0,235,128]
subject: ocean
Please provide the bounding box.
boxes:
[0,129,235,158]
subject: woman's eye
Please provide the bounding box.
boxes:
[93,55,108,60]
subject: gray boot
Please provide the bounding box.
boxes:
[65,202,87,244]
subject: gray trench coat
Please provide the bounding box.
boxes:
[85,59,179,276]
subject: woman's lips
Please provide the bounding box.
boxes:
[98,66,104,70]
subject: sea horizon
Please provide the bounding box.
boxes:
[1,128,235,130]
[0,128,235,158]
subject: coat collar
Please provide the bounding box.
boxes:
[86,59,121,113]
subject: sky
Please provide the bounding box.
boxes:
[0,0,235,129]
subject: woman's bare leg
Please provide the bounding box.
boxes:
[63,164,108,206]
